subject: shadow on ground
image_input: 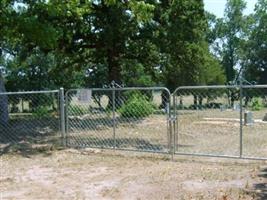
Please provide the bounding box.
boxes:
[0,142,59,157]
[252,168,267,200]
[0,117,62,157]
[67,136,168,152]
[68,115,154,131]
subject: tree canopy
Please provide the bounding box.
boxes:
[1,0,266,92]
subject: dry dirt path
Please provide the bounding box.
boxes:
[1,148,267,200]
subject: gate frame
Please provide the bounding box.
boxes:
[65,87,172,154]
[171,84,267,160]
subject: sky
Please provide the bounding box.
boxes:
[204,0,258,18]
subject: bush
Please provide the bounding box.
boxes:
[251,98,263,111]
[119,94,155,118]
[205,102,222,109]
[32,106,51,118]
[68,105,88,116]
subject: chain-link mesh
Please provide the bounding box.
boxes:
[242,86,267,158]
[173,86,241,156]
[1,86,266,159]
[0,91,61,151]
[66,89,114,148]
[66,88,170,153]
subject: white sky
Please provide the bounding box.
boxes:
[204,0,258,17]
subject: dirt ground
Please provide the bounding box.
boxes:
[1,148,267,200]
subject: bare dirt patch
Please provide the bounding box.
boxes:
[1,149,267,200]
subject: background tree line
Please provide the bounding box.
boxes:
[0,0,266,92]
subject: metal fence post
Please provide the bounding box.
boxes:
[60,87,66,147]
[167,93,174,159]
[239,82,243,158]
[112,88,116,149]
[173,93,177,154]
[166,101,172,157]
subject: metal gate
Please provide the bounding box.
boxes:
[172,85,267,160]
[64,85,267,159]
[65,87,171,153]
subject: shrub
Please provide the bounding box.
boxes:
[68,105,88,116]
[32,106,51,118]
[205,102,222,109]
[119,94,155,118]
[251,98,263,111]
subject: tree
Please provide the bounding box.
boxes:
[0,0,16,125]
[210,0,247,83]
[0,71,9,126]
[243,0,267,84]
[2,1,159,90]
[155,0,225,91]
[2,0,226,97]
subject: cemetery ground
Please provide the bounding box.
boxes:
[1,147,267,200]
[1,96,267,200]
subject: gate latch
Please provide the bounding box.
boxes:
[168,115,177,122]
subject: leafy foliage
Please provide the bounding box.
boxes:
[32,106,51,118]
[4,0,267,94]
[251,98,263,111]
[243,0,267,84]
[1,0,226,93]
[68,105,88,116]
[119,93,155,119]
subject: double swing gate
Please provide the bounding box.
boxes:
[65,85,267,160]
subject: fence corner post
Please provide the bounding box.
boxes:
[59,87,66,147]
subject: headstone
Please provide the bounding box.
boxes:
[233,104,240,111]
[244,111,254,125]
[220,105,226,111]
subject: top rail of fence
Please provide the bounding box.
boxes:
[66,87,171,95]
[0,90,59,95]
[0,85,265,97]
[173,84,267,94]
[242,85,267,89]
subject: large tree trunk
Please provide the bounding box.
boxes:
[107,48,123,108]
[0,72,9,126]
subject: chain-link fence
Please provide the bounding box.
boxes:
[0,90,62,153]
[242,85,267,159]
[1,85,266,159]
[172,85,267,159]
[65,87,171,153]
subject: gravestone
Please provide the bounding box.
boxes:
[244,111,254,125]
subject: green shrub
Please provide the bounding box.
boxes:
[32,106,51,118]
[251,98,263,111]
[119,94,155,118]
[68,105,88,116]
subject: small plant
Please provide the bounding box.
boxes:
[251,97,263,111]
[68,105,88,116]
[32,106,51,118]
[119,93,155,118]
